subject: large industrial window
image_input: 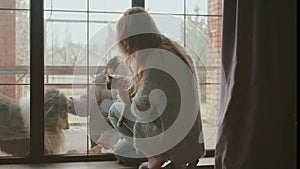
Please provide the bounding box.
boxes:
[0,0,222,163]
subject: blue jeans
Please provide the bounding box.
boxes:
[108,102,147,165]
[108,102,136,138]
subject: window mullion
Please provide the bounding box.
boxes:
[30,0,44,162]
[132,0,145,8]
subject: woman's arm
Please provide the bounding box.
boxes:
[68,93,89,117]
[68,72,108,117]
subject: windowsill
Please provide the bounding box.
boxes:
[64,122,217,153]
[0,159,215,169]
[62,125,215,168]
[198,157,215,167]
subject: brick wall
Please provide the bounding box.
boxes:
[205,0,222,125]
[0,0,16,98]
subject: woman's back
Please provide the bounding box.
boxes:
[131,46,205,165]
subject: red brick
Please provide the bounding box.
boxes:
[0,0,16,97]
[0,0,16,8]
[206,0,223,125]
[6,49,15,55]
[0,38,6,46]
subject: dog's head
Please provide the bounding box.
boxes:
[44,88,69,132]
[106,75,126,91]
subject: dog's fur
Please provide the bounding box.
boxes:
[0,88,69,156]
[106,75,131,127]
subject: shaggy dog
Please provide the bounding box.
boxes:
[0,88,69,156]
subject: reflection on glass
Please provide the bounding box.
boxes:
[0,86,30,157]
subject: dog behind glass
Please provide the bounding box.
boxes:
[0,88,69,156]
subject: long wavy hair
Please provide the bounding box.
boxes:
[116,7,195,96]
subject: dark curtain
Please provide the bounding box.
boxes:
[215,0,297,168]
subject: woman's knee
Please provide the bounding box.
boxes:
[114,139,147,165]
[108,102,123,118]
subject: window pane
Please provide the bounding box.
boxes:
[0,0,29,9]
[67,84,118,155]
[43,12,90,155]
[151,14,184,43]
[0,85,30,157]
[44,12,88,84]
[43,11,121,156]
[146,0,184,14]
[185,16,222,149]
[40,0,223,158]
[44,0,87,11]
[64,119,88,155]
[185,16,209,63]
[186,0,208,15]
[89,13,123,72]
[149,11,222,150]
[44,85,89,155]
[186,0,222,15]
[1,0,30,158]
[0,10,30,84]
[43,11,90,156]
[89,0,131,12]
